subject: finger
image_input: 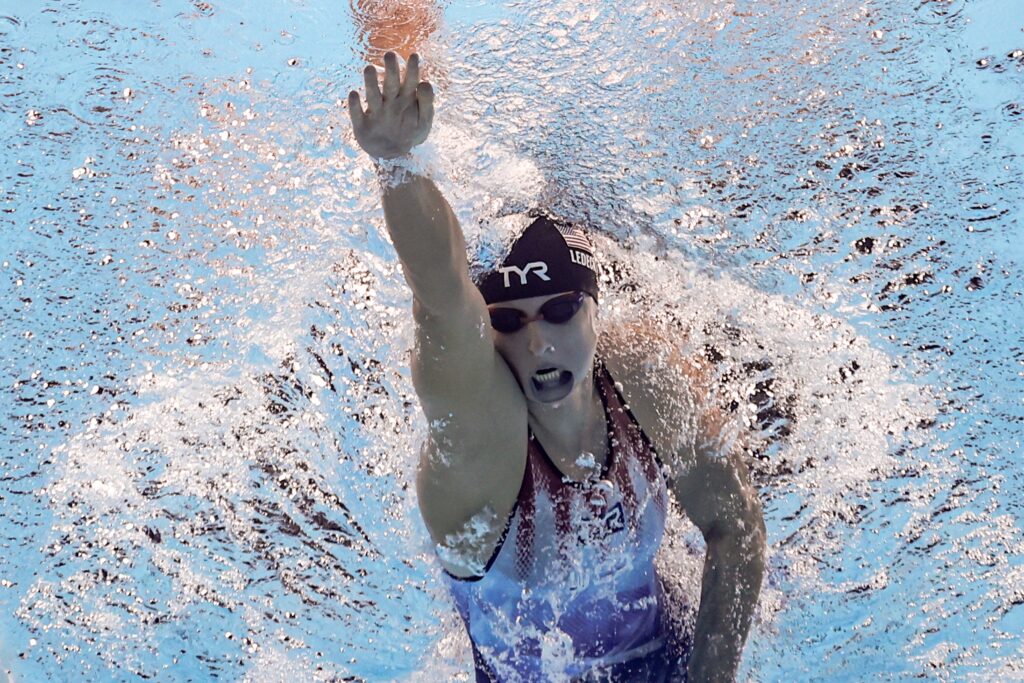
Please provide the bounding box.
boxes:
[400,53,420,98]
[347,90,365,131]
[363,65,382,111]
[408,83,434,146]
[383,51,401,100]
[416,81,434,128]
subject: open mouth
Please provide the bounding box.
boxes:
[530,367,573,399]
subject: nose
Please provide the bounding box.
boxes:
[525,320,554,356]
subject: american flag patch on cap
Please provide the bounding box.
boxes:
[556,224,595,254]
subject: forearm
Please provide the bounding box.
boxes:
[687,520,766,682]
[378,165,471,314]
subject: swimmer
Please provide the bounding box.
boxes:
[347,52,765,682]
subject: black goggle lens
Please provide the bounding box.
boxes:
[488,309,524,333]
[539,297,583,324]
[488,292,585,333]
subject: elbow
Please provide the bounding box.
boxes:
[740,493,767,560]
[706,493,766,564]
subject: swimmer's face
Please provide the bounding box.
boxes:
[488,291,599,405]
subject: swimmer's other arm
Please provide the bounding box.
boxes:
[601,328,766,682]
[674,446,766,682]
[670,367,766,682]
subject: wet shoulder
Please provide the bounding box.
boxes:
[598,321,701,470]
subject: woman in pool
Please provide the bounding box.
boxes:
[347,52,765,682]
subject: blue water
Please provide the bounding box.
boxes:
[1,0,1022,680]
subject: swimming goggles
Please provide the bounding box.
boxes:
[488,291,586,334]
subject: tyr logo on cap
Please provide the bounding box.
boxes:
[498,261,550,288]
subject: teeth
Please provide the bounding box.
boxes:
[535,369,561,383]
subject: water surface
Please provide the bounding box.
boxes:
[1,0,1022,680]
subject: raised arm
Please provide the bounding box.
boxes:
[347,52,461,312]
[347,53,527,575]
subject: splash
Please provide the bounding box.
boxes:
[2,0,1022,680]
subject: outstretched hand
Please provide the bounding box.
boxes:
[348,51,434,160]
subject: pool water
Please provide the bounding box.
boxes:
[1,0,1022,680]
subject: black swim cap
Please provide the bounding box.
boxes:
[476,213,599,305]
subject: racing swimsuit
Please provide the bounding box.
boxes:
[445,361,686,681]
